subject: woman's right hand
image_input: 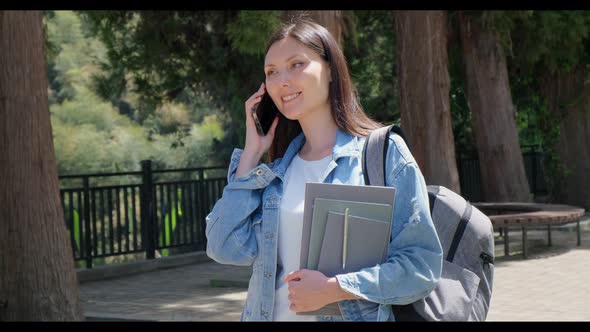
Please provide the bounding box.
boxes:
[235,82,279,178]
[242,82,279,162]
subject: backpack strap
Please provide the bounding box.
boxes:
[427,185,440,214]
[446,202,473,262]
[362,125,392,186]
[362,124,410,186]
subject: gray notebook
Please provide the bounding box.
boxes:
[300,183,396,270]
[317,211,391,277]
[307,198,392,271]
[297,183,396,317]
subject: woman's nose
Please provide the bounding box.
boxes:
[278,72,291,87]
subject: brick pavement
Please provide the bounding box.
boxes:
[81,216,590,321]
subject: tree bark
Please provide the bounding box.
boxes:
[459,12,531,202]
[0,11,84,320]
[282,11,344,46]
[394,11,460,193]
[540,68,590,210]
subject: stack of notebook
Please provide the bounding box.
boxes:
[297,182,396,316]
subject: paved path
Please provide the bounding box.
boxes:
[81,217,590,321]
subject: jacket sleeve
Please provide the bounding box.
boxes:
[205,148,275,266]
[335,134,443,305]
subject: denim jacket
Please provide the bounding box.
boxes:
[205,128,443,321]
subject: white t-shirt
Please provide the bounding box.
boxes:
[273,152,332,321]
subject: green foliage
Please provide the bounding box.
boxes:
[510,76,545,148]
[46,11,226,178]
[79,11,267,159]
[510,11,590,74]
[141,113,223,173]
[449,82,475,156]
[46,11,108,104]
[476,11,532,57]
[160,189,184,257]
[51,87,133,131]
[226,11,281,56]
[46,10,85,50]
[506,11,590,197]
[344,11,398,123]
[70,209,81,253]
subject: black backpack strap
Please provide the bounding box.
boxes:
[427,185,440,215]
[362,133,371,185]
[392,303,427,321]
[390,125,410,149]
[446,202,473,262]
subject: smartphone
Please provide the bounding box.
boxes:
[252,91,279,136]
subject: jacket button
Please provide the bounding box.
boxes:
[265,233,274,238]
[264,273,272,278]
[256,169,263,176]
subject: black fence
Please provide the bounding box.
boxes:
[457,145,547,202]
[59,149,547,268]
[59,161,228,269]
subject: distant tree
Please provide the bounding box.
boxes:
[458,11,531,202]
[394,10,460,192]
[0,10,84,320]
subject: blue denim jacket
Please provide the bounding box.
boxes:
[205,128,443,321]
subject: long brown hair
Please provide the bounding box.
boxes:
[264,18,383,162]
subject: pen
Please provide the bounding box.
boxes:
[342,208,349,270]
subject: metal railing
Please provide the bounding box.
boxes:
[59,161,227,269]
[456,145,547,202]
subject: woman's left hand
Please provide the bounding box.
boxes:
[283,269,347,312]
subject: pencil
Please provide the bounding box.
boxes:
[342,207,349,270]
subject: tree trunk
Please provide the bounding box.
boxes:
[540,68,590,210]
[308,11,343,45]
[0,11,84,320]
[459,12,531,202]
[282,11,344,46]
[394,11,460,193]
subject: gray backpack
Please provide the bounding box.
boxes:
[362,124,495,321]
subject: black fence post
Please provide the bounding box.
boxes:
[82,177,93,269]
[531,147,538,196]
[140,160,156,259]
[198,169,206,251]
[456,147,463,196]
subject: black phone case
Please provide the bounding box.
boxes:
[253,92,278,136]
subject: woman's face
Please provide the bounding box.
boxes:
[264,36,332,122]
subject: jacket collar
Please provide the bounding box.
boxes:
[270,128,362,180]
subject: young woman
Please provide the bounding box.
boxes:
[205,18,442,322]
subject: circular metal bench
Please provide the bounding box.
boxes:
[473,202,586,258]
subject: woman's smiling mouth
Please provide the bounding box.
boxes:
[281,92,302,103]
